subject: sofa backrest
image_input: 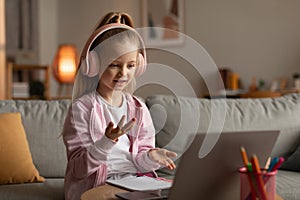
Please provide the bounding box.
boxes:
[0,99,71,178]
[146,94,300,175]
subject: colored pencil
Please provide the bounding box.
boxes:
[251,155,268,200]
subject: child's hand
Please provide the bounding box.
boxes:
[148,149,177,170]
[105,115,136,141]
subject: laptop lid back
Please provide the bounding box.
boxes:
[168,130,279,200]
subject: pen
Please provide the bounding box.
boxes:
[251,155,268,200]
[267,157,279,172]
[270,157,285,172]
[156,177,173,183]
[264,157,271,171]
[257,157,284,194]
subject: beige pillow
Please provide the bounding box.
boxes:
[0,112,44,184]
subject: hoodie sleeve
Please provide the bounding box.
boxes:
[63,99,115,179]
[131,100,161,172]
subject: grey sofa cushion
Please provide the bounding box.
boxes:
[214,95,300,159]
[147,94,300,156]
[146,94,300,176]
[276,170,300,200]
[280,144,300,172]
[0,100,71,178]
[0,178,64,200]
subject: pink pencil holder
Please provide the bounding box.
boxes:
[239,167,277,200]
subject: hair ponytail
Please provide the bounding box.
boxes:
[95,12,134,30]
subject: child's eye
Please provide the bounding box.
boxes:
[128,63,136,68]
[109,63,119,68]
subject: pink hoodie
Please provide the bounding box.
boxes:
[63,92,160,200]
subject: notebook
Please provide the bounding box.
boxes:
[106,175,172,191]
[116,130,279,200]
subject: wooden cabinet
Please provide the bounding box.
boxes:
[239,90,282,98]
[6,62,50,100]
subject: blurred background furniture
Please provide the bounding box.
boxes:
[239,90,282,98]
[6,62,50,100]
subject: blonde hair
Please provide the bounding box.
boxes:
[72,12,142,101]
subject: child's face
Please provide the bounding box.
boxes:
[99,50,138,93]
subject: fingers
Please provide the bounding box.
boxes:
[117,115,126,128]
[160,150,177,167]
[167,151,177,170]
[166,151,177,158]
[158,158,176,170]
[148,149,176,170]
[122,118,136,132]
[164,156,176,170]
[105,117,136,141]
[168,161,176,170]
[105,122,118,141]
[105,122,114,134]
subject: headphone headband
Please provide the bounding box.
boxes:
[80,23,147,77]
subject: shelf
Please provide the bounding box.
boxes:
[6,62,50,100]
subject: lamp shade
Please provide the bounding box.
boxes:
[53,44,78,84]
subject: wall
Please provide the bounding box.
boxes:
[45,0,300,97]
[38,0,59,96]
[0,0,5,99]
[186,0,300,90]
[57,0,141,52]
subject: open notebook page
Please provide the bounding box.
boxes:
[106,176,172,191]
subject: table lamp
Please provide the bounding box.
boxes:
[52,44,78,96]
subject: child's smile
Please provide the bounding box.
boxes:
[98,50,138,96]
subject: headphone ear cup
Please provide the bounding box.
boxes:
[80,61,89,76]
[135,53,146,76]
[86,50,100,77]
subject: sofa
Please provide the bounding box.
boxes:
[147,94,300,200]
[0,100,70,200]
[0,94,299,200]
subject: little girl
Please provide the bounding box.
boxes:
[62,12,177,200]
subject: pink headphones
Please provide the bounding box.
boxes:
[80,23,147,77]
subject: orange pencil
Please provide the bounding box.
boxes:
[241,147,257,199]
[240,146,249,166]
[251,155,268,200]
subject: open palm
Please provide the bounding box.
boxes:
[149,149,177,170]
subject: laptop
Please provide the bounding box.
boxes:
[116,130,279,200]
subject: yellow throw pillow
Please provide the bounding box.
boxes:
[0,112,44,184]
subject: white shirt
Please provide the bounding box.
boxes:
[97,93,137,179]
